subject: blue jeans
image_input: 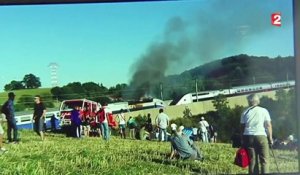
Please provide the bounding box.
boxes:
[7,118,18,142]
[100,122,109,140]
[159,128,167,141]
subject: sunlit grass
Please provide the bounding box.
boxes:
[0,130,298,174]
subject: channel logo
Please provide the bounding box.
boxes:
[271,12,281,27]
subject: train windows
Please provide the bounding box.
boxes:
[20,116,32,122]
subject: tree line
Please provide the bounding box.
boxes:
[168,89,296,142]
[4,74,41,91]
[4,54,295,107]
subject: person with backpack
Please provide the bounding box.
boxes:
[241,94,273,174]
[2,92,19,143]
[199,117,209,143]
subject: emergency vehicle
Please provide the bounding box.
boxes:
[59,99,101,126]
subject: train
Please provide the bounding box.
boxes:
[172,80,295,105]
[13,111,60,130]
[128,98,165,111]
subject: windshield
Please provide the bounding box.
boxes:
[60,101,83,111]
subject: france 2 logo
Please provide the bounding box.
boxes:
[271,12,281,27]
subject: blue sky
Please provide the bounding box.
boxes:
[0,0,294,91]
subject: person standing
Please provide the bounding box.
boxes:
[241,94,273,175]
[33,95,46,141]
[145,113,153,140]
[0,113,7,152]
[71,106,82,138]
[156,108,169,142]
[97,106,109,141]
[199,117,209,143]
[117,109,126,139]
[127,116,137,139]
[3,92,19,143]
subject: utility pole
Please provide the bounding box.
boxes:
[195,79,198,102]
[160,83,163,100]
[252,76,256,85]
[48,62,59,87]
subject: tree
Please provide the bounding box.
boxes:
[51,86,64,101]
[212,94,230,115]
[4,80,25,91]
[108,83,128,100]
[23,74,41,89]
[18,95,34,108]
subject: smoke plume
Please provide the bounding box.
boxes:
[127,0,292,99]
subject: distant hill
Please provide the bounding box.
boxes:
[163,54,295,99]
[0,88,52,105]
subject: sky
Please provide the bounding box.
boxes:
[0,0,295,91]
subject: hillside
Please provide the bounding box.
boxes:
[163,54,295,99]
[0,88,60,114]
[0,88,52,105]
[0,130,297,174]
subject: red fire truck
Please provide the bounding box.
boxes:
[59,99,101,126]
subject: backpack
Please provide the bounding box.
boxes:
[1,101,9,115]
[234,148,250,168]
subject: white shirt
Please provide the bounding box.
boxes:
[156,113,169,129]
[199,120,209,132]
[102,108,109,123]
[192,128,198,135]
[240,106,271,136]
[118,113,126,125]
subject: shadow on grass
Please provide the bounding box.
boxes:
[138,151,209,174]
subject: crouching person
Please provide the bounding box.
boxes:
[169,125,204,161]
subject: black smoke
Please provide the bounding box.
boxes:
[127,0,293,100]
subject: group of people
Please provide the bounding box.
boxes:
[0,91,275,175]
[0,92,47,153]
[193,117,217,143]
[69,104,119,141]
[157,94,274,175]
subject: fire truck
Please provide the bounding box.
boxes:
[59,99,101,126]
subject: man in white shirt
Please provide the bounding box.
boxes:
[199,117,209,143]
[241,94,273,174]
[156,108,169,142]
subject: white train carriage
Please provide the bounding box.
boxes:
[14,111,60,130]
[128,98,164,111]
[106,102,130,114]
[230,83,272,94]
[173,80,295,105]
[176,90,220,105]
[271,80,295,89]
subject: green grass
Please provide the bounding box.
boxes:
[0,130,298,175]
[0,88,52,105]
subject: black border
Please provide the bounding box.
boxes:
[0,0,299,173]
[0,0,167,5]
[293,0,300,172]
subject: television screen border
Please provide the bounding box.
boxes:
[0,0,299,173]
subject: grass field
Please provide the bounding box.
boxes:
[0,130,298,175]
